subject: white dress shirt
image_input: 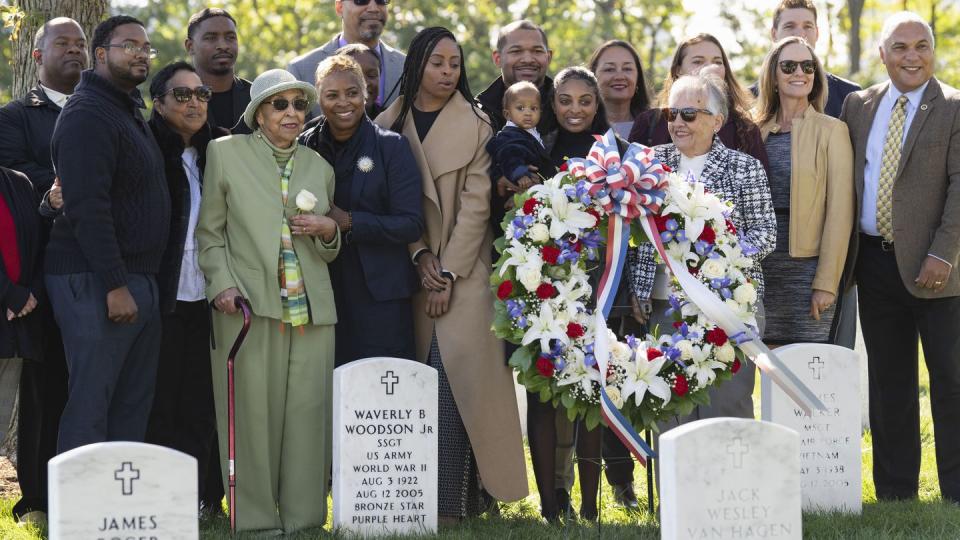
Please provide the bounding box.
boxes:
[177,147,207,302]
[860,80,929,236]
[505,120,545,147]
[39,84,70,108]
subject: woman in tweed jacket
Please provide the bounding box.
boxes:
[630,73,775,421]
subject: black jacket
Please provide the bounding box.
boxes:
[300,115,424,301]
[149,111,215,313]
[0,168,42,359]
[0,85,61,196]
[208,76,253,135]
[485,126,553,184]
[45,70,171,290]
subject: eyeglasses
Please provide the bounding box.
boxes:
[348,0,391,5]
[664,107,714,122]
[778,60,816,75]
[265,97,311,112]
[103,43,158,59]
[158,86,213,103]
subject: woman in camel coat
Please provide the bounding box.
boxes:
[375,27,526,520]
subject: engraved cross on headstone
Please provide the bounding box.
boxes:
[808,356,824,380]
[114,461,140,496]
[381,371,399,395]
[727,437,749,469]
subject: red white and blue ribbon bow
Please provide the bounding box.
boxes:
[566,129,668,466]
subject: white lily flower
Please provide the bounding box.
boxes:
[662,178,726,242]
[539,183,597,240]
[684,343,725,388]
[557,358,601,398]
[500,245,541,278]
[522,301,568,353]
[621,351,671,406]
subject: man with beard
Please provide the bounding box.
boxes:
[0,16,86,525]
[476,20,556,134]
[45,15,170,453]
[287,0,404,113]
[185,8,251,135]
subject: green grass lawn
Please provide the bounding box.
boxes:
[3,360,959,539]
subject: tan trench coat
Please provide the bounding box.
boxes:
[376,93,528,502]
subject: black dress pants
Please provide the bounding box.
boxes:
[856,235,960,502]
[146,300,216,499]
[12,306,67,517]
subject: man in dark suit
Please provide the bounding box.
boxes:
[0,16,87,525]
[840,11,960,503]
[287,0,404,113]
[185,7,251,134]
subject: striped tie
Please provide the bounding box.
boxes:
[876,95,909,242]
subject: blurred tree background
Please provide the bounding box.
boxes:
[0,0,957,105]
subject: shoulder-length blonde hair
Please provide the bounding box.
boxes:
[754,36,828,126]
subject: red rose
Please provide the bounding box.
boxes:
[522,198,540,215]
[542,245,561,265]
[496,280,513,301]
[698,226,716,245]
[731,358,742,374]
[725,219,738,235]
[536,356,555,377]
[559,161,569,172]
[705,327,728,347]
[672,321,684,329]
[536,283,557,299]
[662,164,673,173]
[646,348,664,362]
[653,214,671,235]
[566,322,584,339]
[572,240,583,253]
[673,374,689,396]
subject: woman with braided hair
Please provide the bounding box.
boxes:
[375,26,527,522]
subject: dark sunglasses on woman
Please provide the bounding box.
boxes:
[159,85,213,103]
[266,97,311,112]
[350,0,390,5]
[664,107,714,122]
[778,60,816,75]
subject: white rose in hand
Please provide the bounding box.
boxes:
[295,189,318,212]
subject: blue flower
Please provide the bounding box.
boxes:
[584,354,597,368]
[554,358,567,371]
[694,240,713,256]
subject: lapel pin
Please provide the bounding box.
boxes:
[921,104,929,111]
[357,156,374,173]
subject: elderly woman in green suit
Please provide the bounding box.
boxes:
[197,69,339,534]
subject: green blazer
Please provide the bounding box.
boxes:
[197,132,340,325]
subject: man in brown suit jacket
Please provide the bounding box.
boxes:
[840,11,960,503]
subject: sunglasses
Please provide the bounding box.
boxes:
[265,97,311,112]
[778,60,816,75]
[159,85,213,103]
[348,0,390,5]
[664,107,714,122]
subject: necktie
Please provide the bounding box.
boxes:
[876,95,909,242]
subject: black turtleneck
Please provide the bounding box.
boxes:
[45,70,170,291]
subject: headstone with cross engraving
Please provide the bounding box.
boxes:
[332,357,438,536]
[761,343,862,513]
[660,418,801,540]
[48,441,198,539]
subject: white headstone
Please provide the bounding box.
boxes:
[660,418,801,540]
[761,343,863,513]
[333,357,438,536]
[48,442,198,540]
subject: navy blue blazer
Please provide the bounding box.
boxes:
[301,116,424,301]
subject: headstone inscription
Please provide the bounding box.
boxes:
[761,343,863,513]
[660,418,801,540]
[48,441,198,540]
[332,357,438,536]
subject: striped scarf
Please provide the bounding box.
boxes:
[277,156,310,327]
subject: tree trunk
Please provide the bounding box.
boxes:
[847,0,865,76]
[11,0,109,99]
